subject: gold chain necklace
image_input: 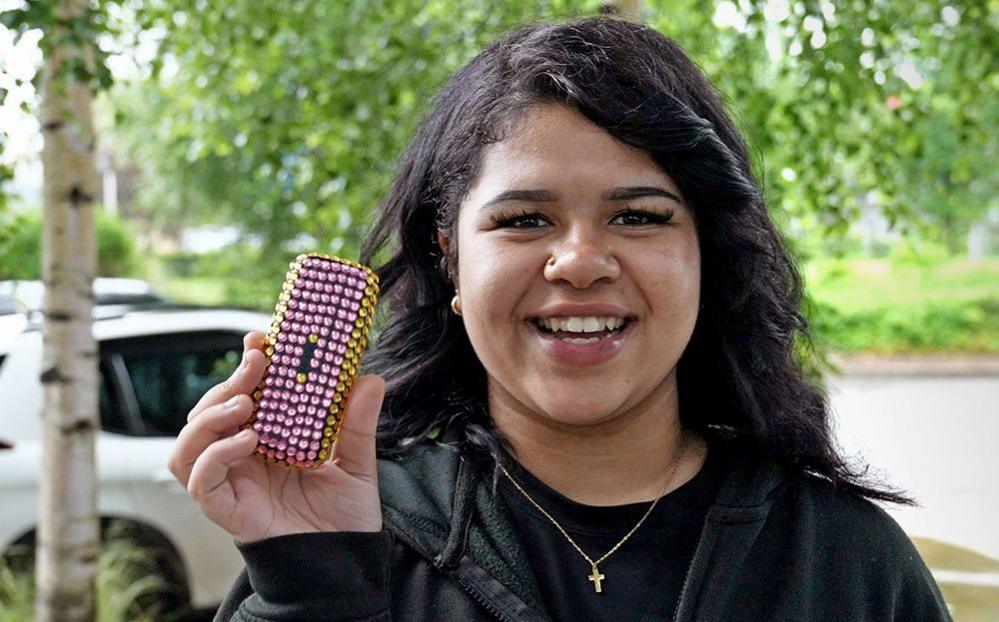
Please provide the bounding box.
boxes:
[498,432,688,595]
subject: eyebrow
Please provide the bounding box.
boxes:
[480,186,684,210]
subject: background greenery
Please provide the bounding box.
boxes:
[1,0,997,354]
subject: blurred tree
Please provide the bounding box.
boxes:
[105,0,604,307]
[646,0,998,258]
[0,1,116,620]
[101,0,997,285]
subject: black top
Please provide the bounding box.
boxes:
[219,434,953,622]
[494,443,729,622]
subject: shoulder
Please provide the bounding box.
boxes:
[779,468,944,596]
[375,439,465,524]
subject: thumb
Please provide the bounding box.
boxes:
[329,374,385,481]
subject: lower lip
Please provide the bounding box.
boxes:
[527,319,635,366]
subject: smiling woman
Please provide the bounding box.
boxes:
[198,15,952,622]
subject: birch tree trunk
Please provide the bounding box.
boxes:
[35,0,100,620]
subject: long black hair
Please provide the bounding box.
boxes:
[358,15,913,506]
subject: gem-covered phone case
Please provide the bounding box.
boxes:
[242,252,380,470]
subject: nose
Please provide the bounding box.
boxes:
[543,224,620,289]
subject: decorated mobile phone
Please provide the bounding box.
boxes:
[241,252,380,470]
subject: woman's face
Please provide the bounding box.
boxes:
[441,103,701,431]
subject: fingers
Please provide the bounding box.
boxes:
[330,374,385,482]
[187,331,267,423]
[169,393,255,488]
[186,428,259,513]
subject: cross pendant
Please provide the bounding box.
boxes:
[588,564,605,594]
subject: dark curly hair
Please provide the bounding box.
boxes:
[358,15,913,506]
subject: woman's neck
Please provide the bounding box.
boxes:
[488,377,707,506]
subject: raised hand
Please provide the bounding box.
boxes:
[167,331,385,544]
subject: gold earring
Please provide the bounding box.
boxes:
[450,292,462,316]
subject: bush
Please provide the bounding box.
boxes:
[0,207,141,280]
[0,519,188,622]
[810,297,999,354]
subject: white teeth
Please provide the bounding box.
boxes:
[536,315,626,333]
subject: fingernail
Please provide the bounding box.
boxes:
[225,395,241,409]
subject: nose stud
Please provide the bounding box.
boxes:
[546,256,556,266]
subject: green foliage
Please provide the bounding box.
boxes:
[646,0,999,258]
[0,520,185,622]
[94,0,996,273]
[805,255,999,353]
[0,207,141,280]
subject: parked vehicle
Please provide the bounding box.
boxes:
[0,279,266,614]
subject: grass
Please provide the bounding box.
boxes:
[803,255,999,354]
[804,257,999,313]
[0,520,188,622]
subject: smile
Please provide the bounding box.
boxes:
[526,317,635,366]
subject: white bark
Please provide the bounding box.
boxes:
[35,0,100,620]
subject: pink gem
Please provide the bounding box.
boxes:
[296,451,306,461]
[288,299,298,309]
[313,419,323,429]
[334,284,343,295]
[324,387,335,399]
[335,355,344,365]
[337,274,347,283]
[307,450,317,460]
[256,445,266,454]
[310,440,320,451]
[266,449,276,458]
[253,421,263,432]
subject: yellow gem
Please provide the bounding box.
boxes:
[336,382,346,392]
[321,438,331,448]
[333,394,342,403]
[252,389,263,400]
[264,346,275,356]
[308,333,319,343]
[297,373,307,383]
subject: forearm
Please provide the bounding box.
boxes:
[215,530,394,622]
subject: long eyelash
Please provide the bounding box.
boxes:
[490,208,674,228]
[489,209,541,227]
[614,208,674,224]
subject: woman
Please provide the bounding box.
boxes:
[169,15,951,621]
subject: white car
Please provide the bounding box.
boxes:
[0,280,268,615]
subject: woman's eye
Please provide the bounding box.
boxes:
[490,210,549,229]
[612,209,673,226]
[490,208,673,229]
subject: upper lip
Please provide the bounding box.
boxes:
[527,303,636,321]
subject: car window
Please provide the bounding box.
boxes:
[99,363,129,434]
[101,331,245,437]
